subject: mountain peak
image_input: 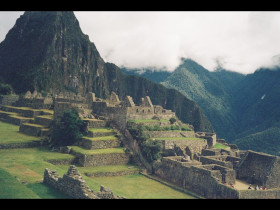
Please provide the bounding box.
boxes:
[0,11,102,94]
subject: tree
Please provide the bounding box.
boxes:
[51,108,86,147]
[169,117,176,124]
[0,83,12,95]
[141,140,163,163]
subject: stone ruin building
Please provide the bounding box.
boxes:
[2,90,280,199]
[43,165,124,199]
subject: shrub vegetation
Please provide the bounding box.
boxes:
[51,108,87,147]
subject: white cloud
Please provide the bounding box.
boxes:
[0,11,23,41]
[75,11,280,74]
[1,11,280,74]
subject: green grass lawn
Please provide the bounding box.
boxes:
[0,147,197,199]
[213,143,230,150]
[85,174,196,199]
[82,136,118,141]
[70,146,125,155]
[0,168,40,199]
[36,115,53,119]
[152,137,203,141]
[0,147,74,199]
[0,120,198,199]
[128,119,169,123]
[88,128,114,133]
[22,123,45,128]
[77,164,140,174]
[0,121,40,144]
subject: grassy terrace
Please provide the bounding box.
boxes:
[151,137,203,141]
[0,110,16,115]
[128,119,169,123]
[82,118,104,121]
[35,115,53,119]
[0,146,197,199]
[213,143,230,150]
[0,110,33,120]
[0,121,40,144]
[79,164,140,174]
[0,120,198,199]
[88,128,114,133]
[1,105,54,114]
[9,114,33,120]
[82,136,118,141]
[70,146,125,155]
[22,123,45,127]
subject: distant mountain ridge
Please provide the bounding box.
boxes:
[0,11,213,133]
[121,59,280,155]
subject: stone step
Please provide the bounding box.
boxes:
[1,105,53,118]
[70,146,130,167]
[83,165,140,177]
[40,128,51,137]
[0,110,34,125]
[86,128,116,138]
[19,123,46,137]
[1,106,42,118]
[83,119,107,128]
[34,115,53,127]
[79,136,121,150]
[0,110,15,118]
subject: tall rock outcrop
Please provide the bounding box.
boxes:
[0,11,213,132]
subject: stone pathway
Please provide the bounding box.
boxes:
[234,179,253,190]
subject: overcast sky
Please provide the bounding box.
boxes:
[1,11,280,74]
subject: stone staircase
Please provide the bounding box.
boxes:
[0,105,53,137]
[69,121,140,176]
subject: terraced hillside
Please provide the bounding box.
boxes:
[0,105,198,199]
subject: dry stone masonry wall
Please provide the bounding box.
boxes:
[43,165,125,199]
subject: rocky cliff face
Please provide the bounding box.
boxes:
[0,11,107,95]
[0,11,213,132]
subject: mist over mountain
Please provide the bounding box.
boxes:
[122,59,280,155]
[0,11,213,133]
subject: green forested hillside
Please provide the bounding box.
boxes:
[161,58,242,141]
[232,68,280,137]
[233,127,280,155]
[121,60,280,155]
[121,67,172,83]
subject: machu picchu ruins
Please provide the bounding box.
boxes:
[1,90,280,199]
[1,11,280,200]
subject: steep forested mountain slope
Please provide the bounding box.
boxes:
[161,59,243,141]
[0,11,213,133]
[122,60,280,155]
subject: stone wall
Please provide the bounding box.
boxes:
[0,95,19,105]
[0,141,42,149]
[73,152,130,167]
[200,156,234,169]
[79,138,121,150]
[195,132,216,147]
[43,165,124,199]
[85,169,140,177]
[92,101,127,129]
[19,124,43,136]
[53,102,73,117]
[201,148,236,156]
[237,150,280,188]
[154,156,239,199]
[91,92,177,130]
[160,138,207,153]
[239,189,280,199]
[145,131,195,138]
